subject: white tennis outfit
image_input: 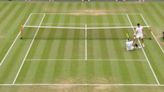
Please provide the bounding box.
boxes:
[126,40,134,51]
[135,26,143,39]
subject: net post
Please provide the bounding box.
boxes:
[84,24,87,61]
[163,32,164,39]
[20,25,24,39]
[148,26,152,40]
[142,26,152,40]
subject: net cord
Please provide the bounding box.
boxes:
[23,25,150,30]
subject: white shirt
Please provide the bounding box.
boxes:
[126,40,134,51]
[135,26,143,35]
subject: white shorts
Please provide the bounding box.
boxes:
[136,34,143,39]
[127,46,134,51]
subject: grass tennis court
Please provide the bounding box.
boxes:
[0,1,164,92]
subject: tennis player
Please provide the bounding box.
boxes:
[20,25,23,39]
[126,39,134,51]
[126,38,135,51]
[125,32,139,51]
[134,23,144,47]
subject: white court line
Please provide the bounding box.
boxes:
[24,25,150,30]
[40,23,131,26]
[31,12,127,15]
[85,24,87,61]
[140,14,164,54]
[12,14,46,84]
[26,59,146,62]
[126,14,160,85]
[0,83,164,87]
[0,13,33,67]
[0,33,20,67]
[31,12,142,15]
[23,13,34,27]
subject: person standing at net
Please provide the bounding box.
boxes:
[134,23,144,47]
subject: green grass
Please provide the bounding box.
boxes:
[0,1,164,92]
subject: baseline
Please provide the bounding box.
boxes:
[24,25,150,30]
[26,59,146,62]
[0,83,164,87]
[30,12,143,15]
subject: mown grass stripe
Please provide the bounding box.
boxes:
[141,3,161,28]
[68,3,83,79]
[0,3,26,60]
[44,3,66,83]
[129,4,163,84]
[58,4,79,81]
[8,4,41,83]
[134,61,156,83]
[127,13,160,84]
[77,2,88,82]
[83,2,95,83]
[125,14,149,83]
[126,11,155,83]
[13,3,48,82]
[16,13,46,84]
[0,3,12,27]
[33,18,57,83]
[130,21,150,83]
[99,2,113,82]
[106,4,122,83]
[149,3,164,27]
[0,3,38,84]
[0,42,28,83]
[143,40,164,83]
[110,3,132,83]
[0,2,164,87]
[59,6,75,80]
[91,2,105,81]
[40,14,59,83]
[41,16,61,83]
[52,3,70,82]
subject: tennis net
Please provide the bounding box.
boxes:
[21,25,152,40]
